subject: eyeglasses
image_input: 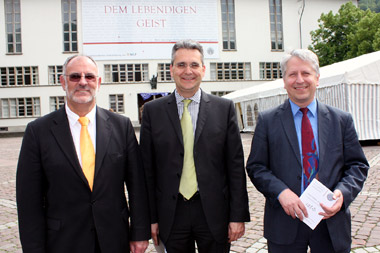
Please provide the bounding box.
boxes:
[66,73,98,82]
[174,62,202,69]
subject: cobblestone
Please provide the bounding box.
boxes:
[0,133,379,252]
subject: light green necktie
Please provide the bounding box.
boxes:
[179,99,198,199]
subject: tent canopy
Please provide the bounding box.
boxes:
[224,50,380,103]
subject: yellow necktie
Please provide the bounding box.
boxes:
[78,117,95,191]
[179,99,198,199]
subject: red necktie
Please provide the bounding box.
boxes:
[300,108,319,189]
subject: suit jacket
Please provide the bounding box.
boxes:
[16,107,150,253]
[246,99,369,252]
[139,91,250,243]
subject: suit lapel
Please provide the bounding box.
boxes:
[194,91,210,145]
[165,93,183,145]
[280,100,302,167]
[94,107,112,178]
[316,102,330,181]
[50,108,88,185]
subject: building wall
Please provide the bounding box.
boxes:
[0,0,356,132]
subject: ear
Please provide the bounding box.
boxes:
[316,74,320,87]
[170,64,174,78]
[97,77,102,90]
[60,75,66,91]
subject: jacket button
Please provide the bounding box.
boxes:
[297,176,301,180]
[172,195,177,200]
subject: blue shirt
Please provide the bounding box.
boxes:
[289,99,319,193]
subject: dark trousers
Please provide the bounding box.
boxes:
[165,193,230,253]
[94,229,101,253]
[268,220,349,253]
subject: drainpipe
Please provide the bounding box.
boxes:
[299,0,306,48]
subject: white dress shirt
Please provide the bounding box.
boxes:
[65,104,97,167]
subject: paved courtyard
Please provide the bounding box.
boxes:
[0,133,379,252]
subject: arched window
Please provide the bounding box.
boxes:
[254,104,259,122]
[247,105,254,126]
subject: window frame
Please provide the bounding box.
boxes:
[157,63,172,82]
[61,0,78,52]
[269,0,284,51]
[221,0,237,50]
[0,66,39,86]
[48,65,63,85]
[104,63,149,83]
[109,94,125,113]
[49,96,65,112]
[259,62,282,80]
[210,62,251,81]
[0,97,40,118]
[4,0,22,54]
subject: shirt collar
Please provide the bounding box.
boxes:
[65,104,97,127]
[289,99,317,117]
[175,89,201,105]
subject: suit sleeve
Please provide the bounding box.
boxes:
[139,104,158,224]
[226,101,250,222]
[16,123,46,253]
[335,114,369,208]
[124,118,151,241]
[246,113,290,206]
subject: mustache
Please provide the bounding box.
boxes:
[65,84,92,92]
[75,85,91,91]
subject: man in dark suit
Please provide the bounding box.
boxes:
[16,55,150,253]
[140,39,250,253]
[246,49,369,252]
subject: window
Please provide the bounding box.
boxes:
[246,105,254,127]
[259,62,282,80]
[210,62,251,80]
[48,66,63,85]
[269,0,283,51]
[157,63,172,81]
[109,94,124,113]
[50,96,65,112]
[4,0,22,54]
[104,64,149,83]
[0,97,40,118]
[211,91,231,97]
[62,0,78,52]
[221,0,236,50]
[0,66,39,86]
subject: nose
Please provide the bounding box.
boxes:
[295,73,304,83]
[183,65,193,74]
[78,74,88,84]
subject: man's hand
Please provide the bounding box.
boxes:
[319,189,343,219]
[228,222,245,243]
[151,223,159,246]
[278,188,308,220]
[130,240,149,253]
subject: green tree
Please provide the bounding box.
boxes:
[359,0,380,12]
[309,2,364,66]
[346,10,380,58]
[309,2,380,66]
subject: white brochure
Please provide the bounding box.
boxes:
[299,179,337,230]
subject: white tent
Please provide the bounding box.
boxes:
[224,51,380,140]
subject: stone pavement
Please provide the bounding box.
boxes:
[0,133,379,252]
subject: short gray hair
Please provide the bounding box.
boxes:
[281,49,320,76]
[62,55,98,76]
[171,39,204,65]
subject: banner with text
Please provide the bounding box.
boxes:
[82,0,219,60]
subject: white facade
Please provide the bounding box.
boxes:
[0,0,356,133]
